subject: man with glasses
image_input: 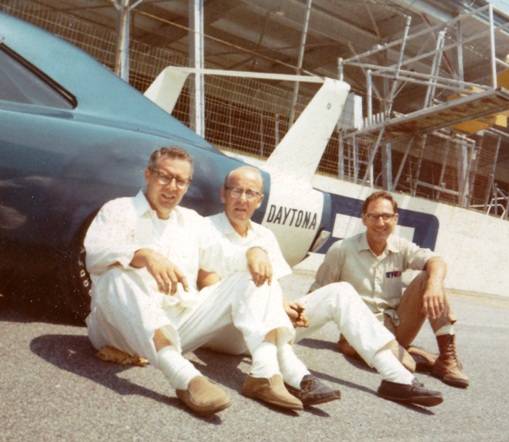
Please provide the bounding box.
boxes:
[201,167,443,407]
[84,147,322,416]
[312,191,469,389]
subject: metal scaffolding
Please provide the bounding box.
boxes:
[338,4,509,211]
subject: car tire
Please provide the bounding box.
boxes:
[56,221,93,324]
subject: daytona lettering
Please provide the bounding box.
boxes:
[266,204,317,229]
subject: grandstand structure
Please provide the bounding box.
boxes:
[2,0,509,217]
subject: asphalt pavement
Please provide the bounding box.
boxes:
[1,275,508,442]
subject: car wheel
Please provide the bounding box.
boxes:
[57,222,93,324]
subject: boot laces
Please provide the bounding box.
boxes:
[441,337,459,364]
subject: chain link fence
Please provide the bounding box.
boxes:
[1,0,506,214]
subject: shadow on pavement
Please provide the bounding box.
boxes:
[193,348,246,391]
[25,326,436,418]
[29,334,225,424]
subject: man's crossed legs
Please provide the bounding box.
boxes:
[87,269,339,415]
[207,281,443,407]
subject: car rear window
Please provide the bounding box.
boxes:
[0,44,75,109]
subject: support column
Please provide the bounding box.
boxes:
[489,3,497,89]
[484,134,502,210]
[436,139,450,200]
[412,135,427,197]
[393,136,414,191]
[457,138,469,207]
[338,132,345,179]
[113,0,131,82]
[289,0,313,125]
[367,69,373,125]
[113,0,143,81]
[381,142,393,191]
[456,20,464,90]
[189,0,205,137]
[352,135,359,183]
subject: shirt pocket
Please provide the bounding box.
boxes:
[383,269,403,302]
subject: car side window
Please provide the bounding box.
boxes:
[0,44,75,109]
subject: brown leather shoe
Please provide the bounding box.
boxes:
[176,376,231,416]
[242,374,303,410]
[286,375,341,406]
[377,378,443,407]
[432,334,469,388]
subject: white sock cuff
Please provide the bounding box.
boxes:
[158,346,201,390]
[250,341,279,379]
[278,343,310,389]
[435,324,455,336]
[373,348,414,385]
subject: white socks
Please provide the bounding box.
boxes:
[251,342,310,389]
[435,324,455,336]
[372,348,414,385]
[278,343,310,389]
[250,341,279,379]
[158,346,201,390]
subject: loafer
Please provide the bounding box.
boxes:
[242,374,303,410]
[286,374,341,407]
[377,378,443,407]
[176,376,231,416]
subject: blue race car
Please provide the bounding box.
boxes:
[0,11,252,322]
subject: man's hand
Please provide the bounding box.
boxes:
[422,282,446,320]
[246,247,272,286]
[284,301,309,328]
[131,248,189,295]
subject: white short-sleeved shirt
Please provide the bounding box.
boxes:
[311,232,437,321]
[207,212,292,280]
[85,191,249,296]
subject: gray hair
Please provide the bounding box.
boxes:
[148,146,193,177]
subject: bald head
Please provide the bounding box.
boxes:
[221,166,264,236]
[224,166,264,192]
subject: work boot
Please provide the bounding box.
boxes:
[286,374,341,407]
[431,334,469,388]
[242,374,303,410]
[176,376,231,416]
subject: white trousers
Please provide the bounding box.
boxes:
[86,268,294,368]
[206,282,394,367]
